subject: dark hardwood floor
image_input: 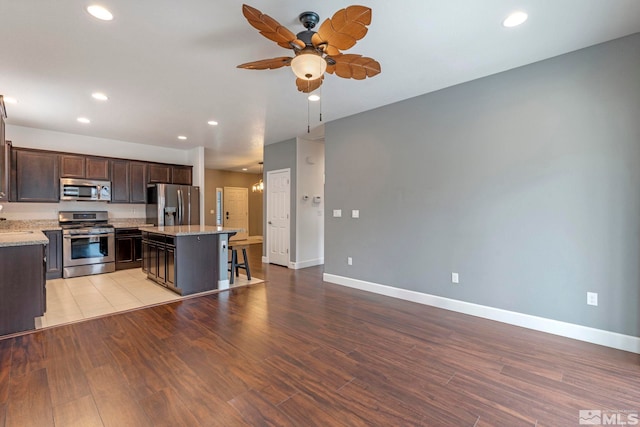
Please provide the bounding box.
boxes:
[1,244,639,426]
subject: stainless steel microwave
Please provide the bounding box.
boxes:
[60,178,111,201]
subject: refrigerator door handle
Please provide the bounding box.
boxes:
[177,189,183,225]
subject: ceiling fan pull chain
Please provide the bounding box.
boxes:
[319,84,323,123]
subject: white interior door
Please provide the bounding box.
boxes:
[267,169,290,266]
[224,187,248,240]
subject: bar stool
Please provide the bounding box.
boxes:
[228,242,251,284]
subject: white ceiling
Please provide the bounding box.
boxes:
[1,1,639,173]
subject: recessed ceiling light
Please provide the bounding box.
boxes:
[92,92,108,101]
[207,120,218,126]
[178,136,187,140]
[87,5,113,21]
[242,168,248,171]
[308,94,320,102]
[77,117,91,124]
[3,96,17,104]
[503,11,528,27]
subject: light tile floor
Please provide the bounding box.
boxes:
[36,269,263,329]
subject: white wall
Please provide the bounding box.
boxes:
[295,137,324,268]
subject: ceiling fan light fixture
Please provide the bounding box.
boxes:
[291,51,327,80]
[308,94,320,102]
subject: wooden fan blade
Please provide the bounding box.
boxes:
[296,76,324,93]
[242,4,305,50]
[237,57,292,70]
[312,6,372,55]
[326,54,381,80]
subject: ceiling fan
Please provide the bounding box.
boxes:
[237,4,381,93]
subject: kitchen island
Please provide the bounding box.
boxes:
[0,230,49,335]
[139,225,240,295]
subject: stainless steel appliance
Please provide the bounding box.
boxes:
[59,211,115,278]
[146,183,200,226]
[60,178,111,201]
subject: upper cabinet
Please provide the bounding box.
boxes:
[110,159,130,203]
[171,165,192,185]
[11,148,59,202]
[148,163,171,184]
[129,162,147,203]
[60,154,110,180]
[59,154,84,178]
[9,145,192,203]
[111,160,147,204]
[86,157,110,180]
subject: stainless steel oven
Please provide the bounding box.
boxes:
[59,211,115,278]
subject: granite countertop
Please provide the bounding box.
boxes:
[0,230,49,247]
[112,222,154,229]
[139,225,242,237]
[0,219,60,232]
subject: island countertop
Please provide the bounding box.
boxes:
[139,225,242,237]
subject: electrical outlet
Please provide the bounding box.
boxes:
[587,292,598,306]
[352,209,360,218]
[333,209,342,218]
[347,257,353,265]
[451,272,459,284]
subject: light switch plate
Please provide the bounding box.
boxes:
[333,209,342,218]
[352,209,360,218]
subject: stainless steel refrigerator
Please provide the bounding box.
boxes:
[146,184,200,226]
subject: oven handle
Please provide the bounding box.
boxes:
[63,233,114,239]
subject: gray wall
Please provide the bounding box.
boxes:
[263,138,297,260]
[325,33,640,337]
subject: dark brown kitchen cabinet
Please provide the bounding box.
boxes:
[59,154,85,178]
[11,148,59,202]
[86,157,110,180]
[61,154,110,180]
[0,243,46,335]
[171,165,193,185]
[130,161,147,203]
[148,163,171,184]
[115,228,142,270]
[110,159,130,203]
[44,230,63,280]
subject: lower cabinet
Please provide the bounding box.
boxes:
[115,228,142,270]
[0,244,46,335]
[44,230,63,280]
[142,231,175,288]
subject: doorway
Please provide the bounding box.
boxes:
[266,169,290,266]
[224,187,248,240]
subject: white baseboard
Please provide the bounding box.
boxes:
[289,258,324,270]
[323,273,640,354]
[261,256,269,264]
[217,279,229,290]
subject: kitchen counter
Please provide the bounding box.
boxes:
[0,230,49,247]
[139,225,242,237]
